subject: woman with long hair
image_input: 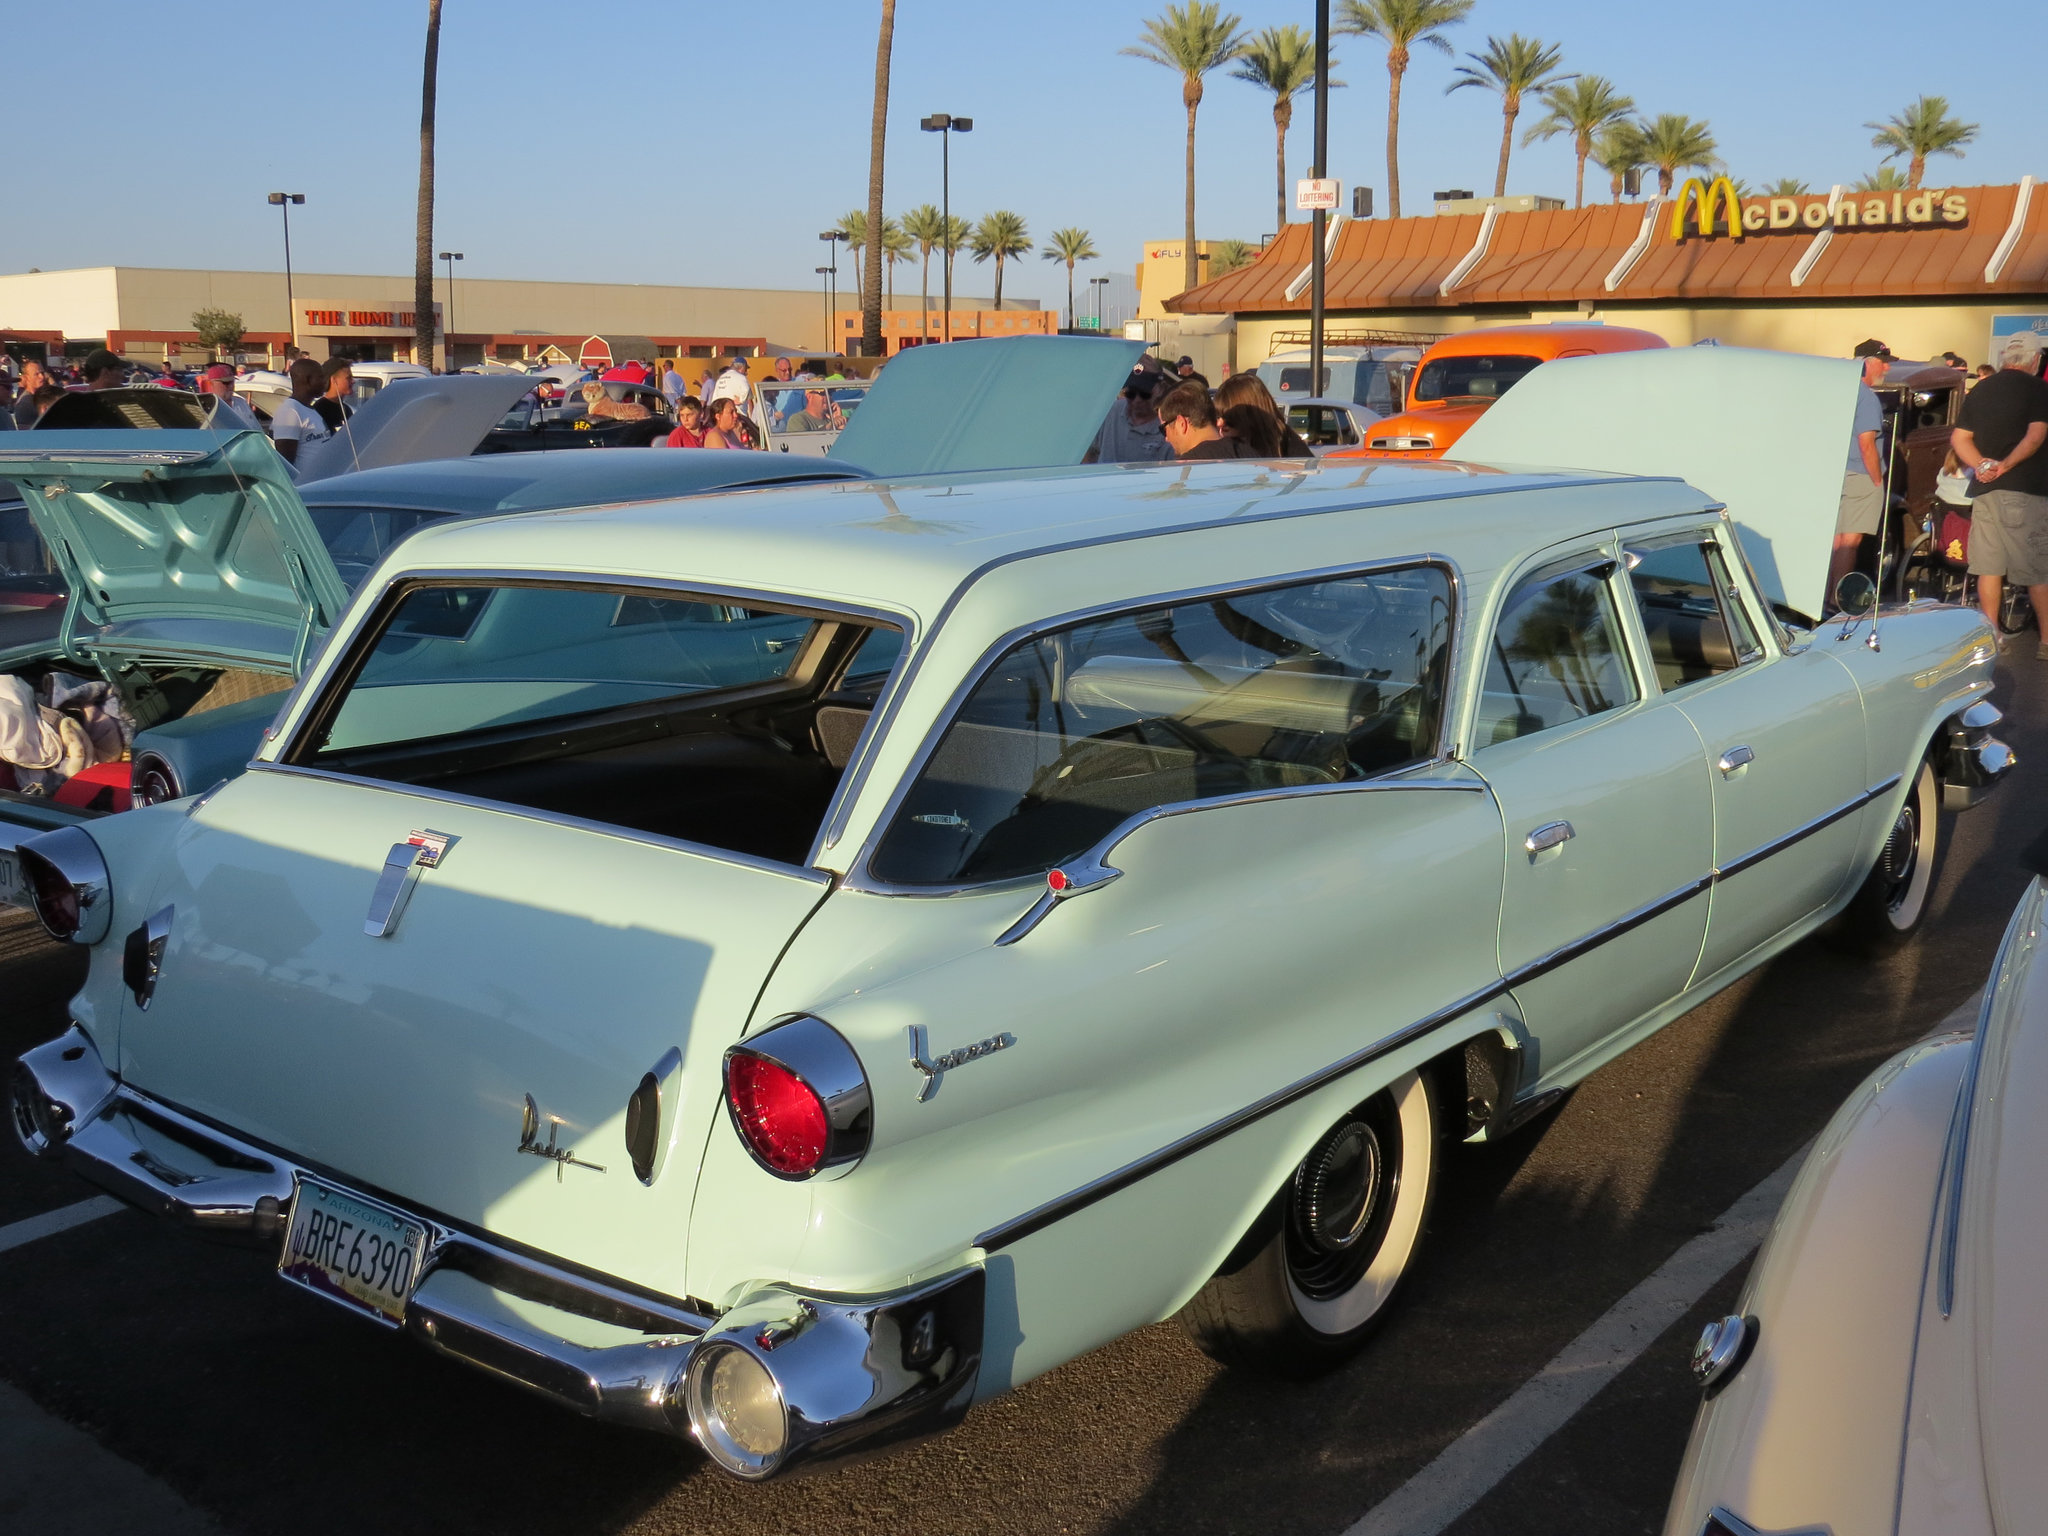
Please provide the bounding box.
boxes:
[1215,372,1314,458]
[702,396,757,450]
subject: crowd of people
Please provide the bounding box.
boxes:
[1087,353,1314,465]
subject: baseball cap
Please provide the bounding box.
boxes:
[203,363,235,381]
[1851,338,1891,359]
[1177,355,1195,367]
[1997,331,2046,367]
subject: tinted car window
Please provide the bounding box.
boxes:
[1474,564,1635,747]
[1275,366,1331,395]
[307,505,456,592]
[1411,353,1544,403]
[1627,541,1759,691]
[871,566,1454,886]
[314,584,815,755]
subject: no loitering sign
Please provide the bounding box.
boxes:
[1295,178,1340,212]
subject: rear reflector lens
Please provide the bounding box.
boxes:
[726,1053,828,1177]
[20,849,81,939]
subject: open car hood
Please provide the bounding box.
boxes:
[293,373,543,484]
[830,335,1144,477]
[1453,346,1859,618]
[0,430,350,672]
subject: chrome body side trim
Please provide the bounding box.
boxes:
[1714,775,1900,882]
[842,555,1466,895]
[975,774,1909,1249]
[988,775,1486,941]
[8,1026,978,1478]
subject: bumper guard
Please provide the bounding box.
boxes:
[10,1026,983,1478]
[1940,700,2016,811]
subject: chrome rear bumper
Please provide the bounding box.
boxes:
[11,1026,984,1477]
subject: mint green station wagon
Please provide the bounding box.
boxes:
[9,342,2013,1479]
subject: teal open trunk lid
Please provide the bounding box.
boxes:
[0,430,351,675]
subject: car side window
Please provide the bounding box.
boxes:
[1473,562,1636,748]
[869,565,1455,886]
[1627,539,1762,692]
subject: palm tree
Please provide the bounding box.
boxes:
[1208,238,1255,276]
[1042,226,1100,329]
[1230,25,1326,234]
[1866,95,1978,189]
[1123,3,1247,292]
[880,217,911,308]
[862,0,897,357]
[1336,0,1473,221]
[902,204,945,341]
[413,0,444,368]
[970,211,1032,309]
[1856,166,1911,193]
[1447,34,1574,198]
[1764,177,1810,197]
[1523,74,1633,209]
[1594,120,1648,203]
[833,209,869,292]
[1637,113,1719,197]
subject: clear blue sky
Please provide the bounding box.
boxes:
[3,0,2035,311]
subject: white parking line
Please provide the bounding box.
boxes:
[0,1196,123,1256]
[1341,991,1984,1536]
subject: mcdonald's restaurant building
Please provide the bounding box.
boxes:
[1168,180,2048,371]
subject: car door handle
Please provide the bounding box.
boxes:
[1524,820,1575,855]
[1717,745,1756,777]
[364,829,456,938]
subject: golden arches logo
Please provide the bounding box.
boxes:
[1669,176,1745,242]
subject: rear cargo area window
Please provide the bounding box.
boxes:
[293,581,898,866]
[871,565,1453,887]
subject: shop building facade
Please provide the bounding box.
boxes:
[1166,180,2048,372]
[0,266,1040,368]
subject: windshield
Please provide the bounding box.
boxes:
[760,383,867,434]
[1410,353,1544,403]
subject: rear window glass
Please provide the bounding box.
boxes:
[870,566,1453,887]
[307,505,455,593]
[1411,354,1543,403]
[1273,366,1331,395]
[311,584,815,756]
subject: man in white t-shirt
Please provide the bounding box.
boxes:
[268,358,334,467]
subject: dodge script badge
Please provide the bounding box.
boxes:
[907,1025,1015,1103]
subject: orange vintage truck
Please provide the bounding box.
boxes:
[1328,322,1667,460]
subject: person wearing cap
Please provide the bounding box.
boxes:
[1085,366,1173,464]
[710,357,751,406]
[1954,330,2048,651]
[1829,342,1892,601]
[784,387,843,433]
[80,349,126,390]
[1175,354,1211,390]
[197,364,260,432]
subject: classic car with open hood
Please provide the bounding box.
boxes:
[0,343,1137,904]
[7,343,2013,1480]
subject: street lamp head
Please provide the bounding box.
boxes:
[815,266,832,275]
[920,113,948,132]
[438,251,463,262]
[267,192,304,206]
[953,117,972,133]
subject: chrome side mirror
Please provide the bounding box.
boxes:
[1833,571,1877,616]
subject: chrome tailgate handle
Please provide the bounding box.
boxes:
[1524,820,1575,856]
[1717,745,1756,777]
[364,829,456,938]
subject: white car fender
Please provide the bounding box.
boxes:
[1662,1029,1972,1536]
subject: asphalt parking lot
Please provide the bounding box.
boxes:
[2,640,2041,1536]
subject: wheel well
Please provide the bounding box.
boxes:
[1427,1029,1521,1142]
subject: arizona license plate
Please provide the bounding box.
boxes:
[0,847,23,909]
[279,1176,427,1326]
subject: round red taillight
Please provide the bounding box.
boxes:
[726,1052,829,1177]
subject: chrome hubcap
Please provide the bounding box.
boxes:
[1880,802,1919,910]
[1287,1102,1399,1299]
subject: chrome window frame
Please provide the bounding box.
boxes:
[264,566,916,881]
[1618,526,1766,695]
[840,552,1464,897]
[1464,539,1645,756]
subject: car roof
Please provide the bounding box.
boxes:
[1418,323,1667,360]
[385,455,1687,623]
[297,446,866,515]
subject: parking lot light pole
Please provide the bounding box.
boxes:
[818,231,846,352]
[437,251,463,370]
[1090,276,1110,331]
[815,266,835,349]
[267,193,304,360]
[919,113,972,342]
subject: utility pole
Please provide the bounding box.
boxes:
[1309,0,1329,402]
[920,114,972,342]
[437,250,462,369]
[267,192,304,361]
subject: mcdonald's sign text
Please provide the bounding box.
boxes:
[1669,177,1968,242]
